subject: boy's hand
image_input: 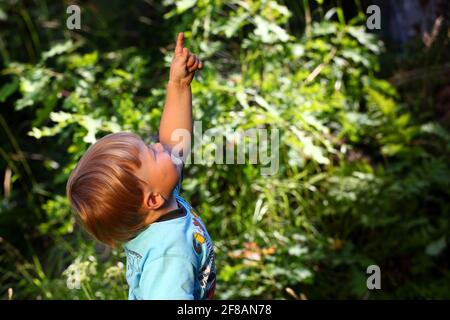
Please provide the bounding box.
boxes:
[169,32,203,87]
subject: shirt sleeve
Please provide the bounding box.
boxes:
[139,255,195,300]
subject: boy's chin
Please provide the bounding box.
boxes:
[169,154,184,166]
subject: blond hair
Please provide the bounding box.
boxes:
[66,132,147,247]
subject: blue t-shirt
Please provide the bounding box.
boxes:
[123,168,216,300]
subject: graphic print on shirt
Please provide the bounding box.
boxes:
[192,214,216,299]
[192,214,206,255]
[125,248,142,279]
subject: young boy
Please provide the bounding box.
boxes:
[66,32,216,300]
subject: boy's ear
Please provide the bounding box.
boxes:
[143,192,166,210]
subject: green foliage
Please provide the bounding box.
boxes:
[0,0,449,299]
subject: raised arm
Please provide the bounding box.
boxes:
[159,32,203,162]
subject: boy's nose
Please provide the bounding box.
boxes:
[153,142,164,153]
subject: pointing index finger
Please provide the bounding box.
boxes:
[175,32,184,54]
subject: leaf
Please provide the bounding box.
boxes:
[253,197,268,222]
[42,41,75,60]
[16,69,51,110]
[293,268,313,281]
[288,245,308,257]
[324,8,337,21]
[80,116,102,144]
[396,113,410,127]
[0,77,19,102]
[347,27,381,53]
[350,269,368,297]
[236,91,249,109]
[33,94,58,127]
[0,8,7,21]
[217,13,250,38]
[68,51,98,68]
[176,0,197,13]
[290,126,330,165]
[426,237,447,256]
[254,16,290,43]
[420,123,450,142]
[366,88,395,115]
[381,144,403,156]
[254,94,279,116]
[291,44,305,57]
